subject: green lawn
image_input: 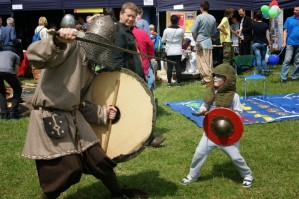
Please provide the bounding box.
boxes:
[1,67,299,198]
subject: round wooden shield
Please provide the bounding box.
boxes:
[90,68,156,162]
[203,107,243,145]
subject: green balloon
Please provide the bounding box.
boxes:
[278,8,282,16]
[269,7,278,18]
[261,5,269,13]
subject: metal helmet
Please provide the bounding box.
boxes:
[60,14,76,28]
[80,15,116,68]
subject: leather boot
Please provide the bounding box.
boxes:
[149,136,166,147]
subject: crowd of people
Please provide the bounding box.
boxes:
[0,1,298,198]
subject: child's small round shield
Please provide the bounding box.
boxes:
[203,107,243,145]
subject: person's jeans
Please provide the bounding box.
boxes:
[0,72,22,115]
[147,64,155,92]
[252,43,268,74]
[280,44,299,81]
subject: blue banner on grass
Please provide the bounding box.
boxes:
[165,93,299,127]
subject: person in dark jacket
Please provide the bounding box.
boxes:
[250,11,271,76]
[113,2,144,78]
[237,8,253,55]
[113,2,165,147]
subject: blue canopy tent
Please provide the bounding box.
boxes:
[11,0,63,11]
[62,0,155,9]
[157,0,252,11]
[252,0,298,10]
[62,0,110,10]
[0,0,12,15]
[157,0,298,11]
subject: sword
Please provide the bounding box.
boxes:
[47,29,176,64]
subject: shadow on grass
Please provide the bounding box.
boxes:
[199,161,242,183]
[65,170,178,198]
[155,78,200,89]
[154,126,169,136]
[156,103,171,117]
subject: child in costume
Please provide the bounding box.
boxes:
[181,64,253,188]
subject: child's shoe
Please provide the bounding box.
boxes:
[181,175,197,185]
[242,176,253,188]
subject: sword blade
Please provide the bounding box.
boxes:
[48,29,176,64]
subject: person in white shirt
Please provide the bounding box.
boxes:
[162,15,184,87]
[33,16,48,41]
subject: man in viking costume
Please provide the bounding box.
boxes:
[22,15,146,198]
[181,64,253,188]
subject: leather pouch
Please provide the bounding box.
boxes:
[43,114,69,139]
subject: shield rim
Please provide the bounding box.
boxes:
[91,68,156,163]
[203,107,243,145]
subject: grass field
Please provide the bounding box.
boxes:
[1,66,299,199]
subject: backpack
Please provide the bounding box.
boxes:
[153,34,163,53]
[32,28,44,43]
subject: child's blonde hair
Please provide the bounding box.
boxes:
[149,24,155,31]
[38,16,48,26]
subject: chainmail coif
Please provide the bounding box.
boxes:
[202,64,237,108]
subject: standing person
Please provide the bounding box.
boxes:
[132,26,155,91]
[161,15,184,87]
[231,16,240,56]
[104,7,117,22]
[33,16,49,41]
[218,8,234,65]
[0,50,22,119]
[1,17,20,53]
[237,8,253,55]
[181,64,253,188]
[190,0,217,87]
[22,15,147,199]
[181,38,192,72]
[150,24,163,70]
[251,11,271,76]
[280,4,299,83]
[113,2,144,78]
[136,7,150,35]
[114,2,164,147]
[0,16,3,51]
[0,16,3,31]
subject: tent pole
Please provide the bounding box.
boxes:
[156,8,160,35]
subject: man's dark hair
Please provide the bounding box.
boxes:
[104,7,117,22]
[295,4,299,7]
[238,7,245,12]
[170,15,179,25]
[200,1,209,11]
[254,11,263,20]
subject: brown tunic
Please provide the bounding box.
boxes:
[22,37,108,160]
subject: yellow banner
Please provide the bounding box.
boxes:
[74,8,103,13]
